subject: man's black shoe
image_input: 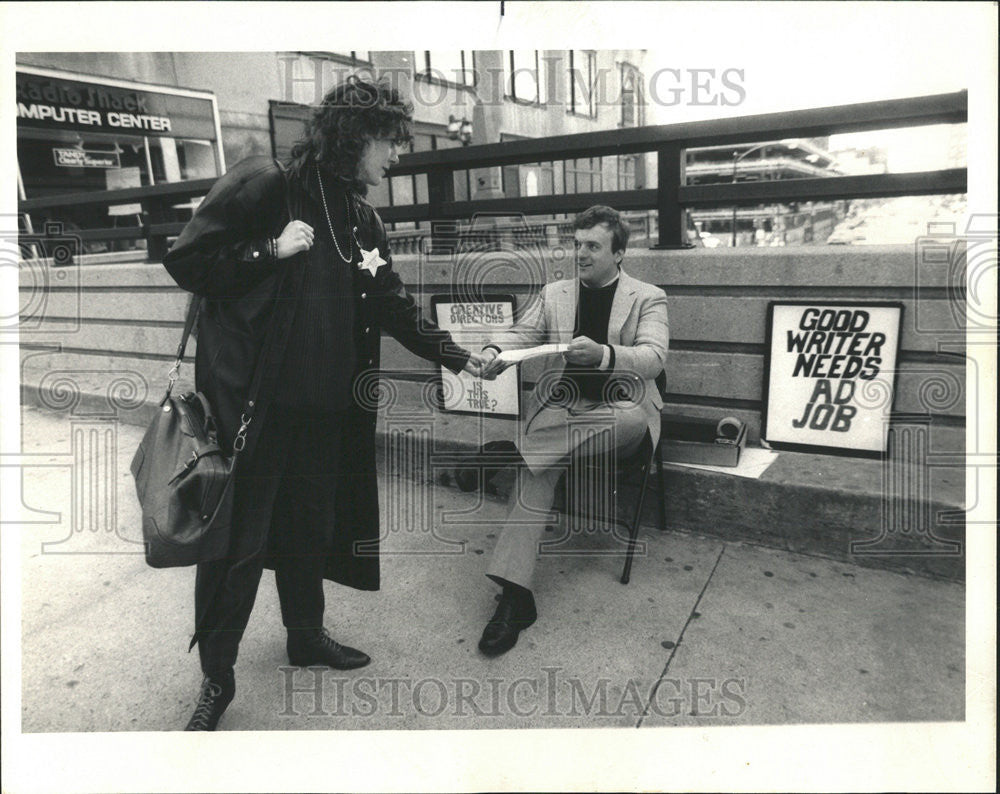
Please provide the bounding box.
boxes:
[287,627,371,669]
[478,587,537,657]
[184,669,235,731]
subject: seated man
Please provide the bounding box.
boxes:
[477,205,669,657]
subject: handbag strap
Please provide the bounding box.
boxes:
[165,293,200,396]
[232,160,297,454]
[167,159,297,446]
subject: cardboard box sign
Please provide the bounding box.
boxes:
[659,413,747,467]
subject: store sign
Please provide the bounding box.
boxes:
[432,295,520,418]
[762,302,903,455]
[16,71,217,140]
[52,148,120,169]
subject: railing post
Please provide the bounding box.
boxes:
[652,143,691,249]
[427,167,457,254]
[142,195,167,263]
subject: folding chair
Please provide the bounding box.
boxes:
[559,370,669,584]
[559,425,666,585]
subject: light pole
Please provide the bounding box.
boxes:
[446,114,473,146]
[730,138,802,247]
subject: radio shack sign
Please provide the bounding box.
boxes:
[16,71,218,140]
[762,302,903,455]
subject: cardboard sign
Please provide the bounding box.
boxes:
[432,295,520,418]
[762,302,903,455]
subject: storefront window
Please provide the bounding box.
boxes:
[16,67,222,257]
[146,137,218,183]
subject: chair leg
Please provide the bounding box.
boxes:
[621,457,651,585]
[655,438,667,532]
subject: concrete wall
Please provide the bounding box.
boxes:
[19,246,965,449]
[387,245,966,444]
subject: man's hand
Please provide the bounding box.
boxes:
[275,220,314,259]
[479,348,511,380]
[462,351,490,378]
[563,336,605,366]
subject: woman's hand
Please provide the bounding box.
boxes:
[275,220,314,259]
[463,351,492,378]
[480,348,512,380]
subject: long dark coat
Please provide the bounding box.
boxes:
[162,155,469,592]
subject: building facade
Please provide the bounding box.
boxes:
[16,50,652,246]
[684,139,844,247]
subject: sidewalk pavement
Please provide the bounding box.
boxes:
[17,403,963,732]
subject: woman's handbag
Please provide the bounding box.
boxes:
[132,161,293,568]
[129,297,254,568]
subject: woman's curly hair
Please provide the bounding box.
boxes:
[288,75,413,193]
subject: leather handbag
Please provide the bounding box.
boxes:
[131,162,293,568]
[130,297,251,567]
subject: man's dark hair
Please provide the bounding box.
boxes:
[288,76,413,193]
[574,205,630,253]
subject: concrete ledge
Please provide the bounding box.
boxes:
[20,372,966,583]
[373,385,964,583]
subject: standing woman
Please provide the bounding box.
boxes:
[163,77,481,730]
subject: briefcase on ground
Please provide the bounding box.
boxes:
[659,413,747,467]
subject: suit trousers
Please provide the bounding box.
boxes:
[486,399,648,590]
[194,405,347,675]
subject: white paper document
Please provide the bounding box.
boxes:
[496,343,569,364]
[663,446,780,480]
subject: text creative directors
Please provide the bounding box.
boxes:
[17,82,172,131]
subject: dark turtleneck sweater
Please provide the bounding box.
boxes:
[562,276,619,402]
[273,170,361,410]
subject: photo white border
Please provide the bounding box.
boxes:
[2,2,995,792]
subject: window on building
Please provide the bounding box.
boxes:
[420,51,476,86]
[324,50,371,63]
[504,50,547,104]
[620,64,644,127]
[513,162,555,197]
[278,53,375,105]
[371,125,473,229]
[567,50,597,117]
[617,155,637,190]
[564,157,603,193]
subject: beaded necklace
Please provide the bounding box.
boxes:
[316,168,353,264]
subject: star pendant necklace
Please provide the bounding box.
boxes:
[316,167,387,276]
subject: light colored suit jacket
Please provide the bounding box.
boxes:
[491,269,669,446]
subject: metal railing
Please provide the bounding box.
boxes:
[385,211,657,255]
[18,91,967,260]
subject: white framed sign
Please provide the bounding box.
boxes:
[762,302,904,455]
[431,294,520,418]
